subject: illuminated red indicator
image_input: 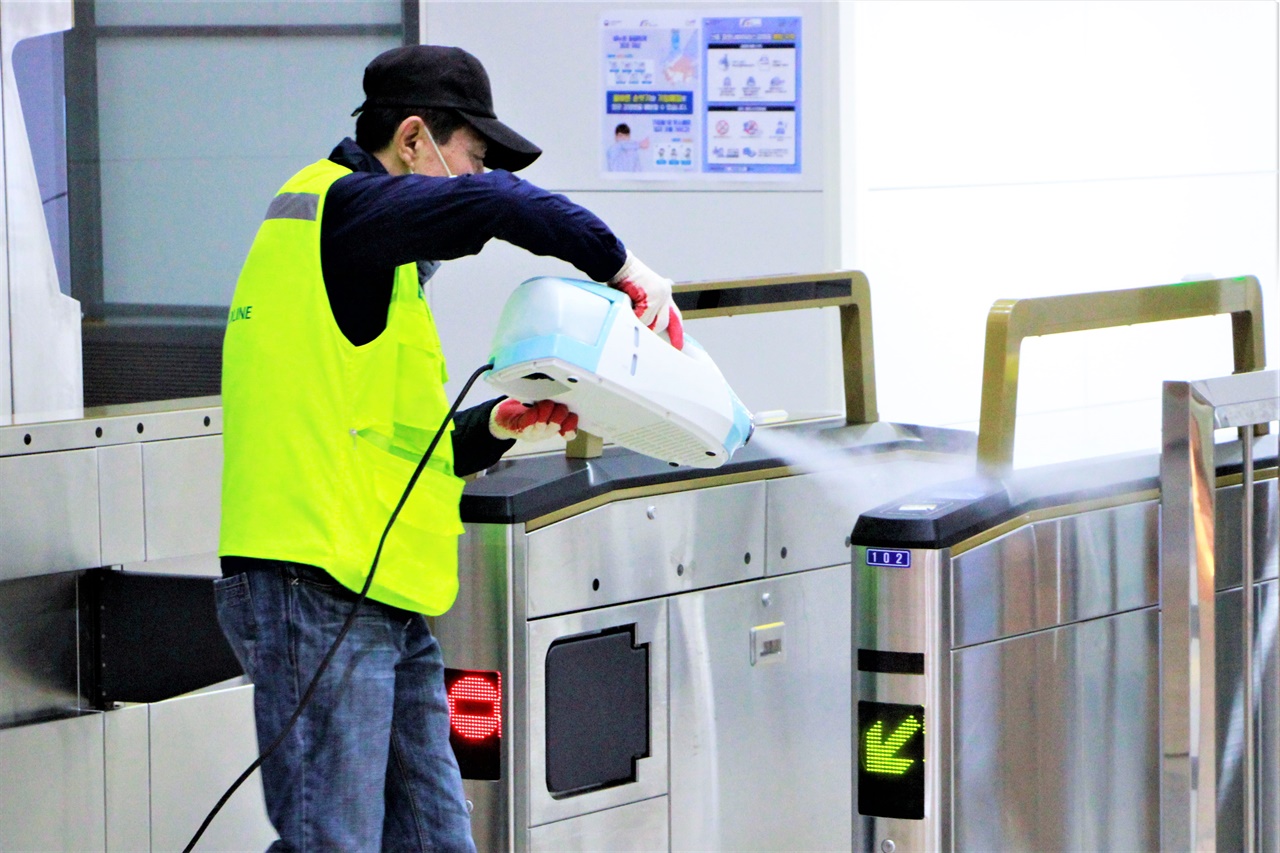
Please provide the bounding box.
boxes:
[447,673,502,741]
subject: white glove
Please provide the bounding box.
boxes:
[609,251,679,337]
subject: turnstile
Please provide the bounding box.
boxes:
[849,275,1276,852]
[433,272,977,851]
[852,429,1278,851]
[0,275,1268,850]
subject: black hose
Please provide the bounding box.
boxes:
[184,361,494,852]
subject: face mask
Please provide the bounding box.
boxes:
[419,257,445,286]
[423,125,455,179]
[418,259,442,288]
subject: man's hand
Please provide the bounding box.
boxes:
[490,399,579,442]
[609,251,684,350]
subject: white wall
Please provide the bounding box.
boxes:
[422,1,846,426]
[843,0,1278,467]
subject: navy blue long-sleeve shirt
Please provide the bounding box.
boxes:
[320,138,627,475]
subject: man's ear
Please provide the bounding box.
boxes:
[394,115,428,169]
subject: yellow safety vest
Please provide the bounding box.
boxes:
[220,159,465,615]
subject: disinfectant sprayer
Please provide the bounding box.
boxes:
[485,277,753,467]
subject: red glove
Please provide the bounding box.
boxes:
[489,399,579,442]
[609,251,684,350]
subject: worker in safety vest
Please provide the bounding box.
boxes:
[216,44,681,851]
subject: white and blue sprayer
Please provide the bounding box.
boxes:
[485,277,754,468]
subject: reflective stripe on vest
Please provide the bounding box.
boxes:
[220,158,464,615]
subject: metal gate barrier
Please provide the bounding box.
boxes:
[435,271,977,852]
[850,277,1277,851]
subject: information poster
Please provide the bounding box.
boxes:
[601,10,802,179]
[704,15,801,174]
[601,12,702,178]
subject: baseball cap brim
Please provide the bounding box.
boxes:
[464,111,541,172]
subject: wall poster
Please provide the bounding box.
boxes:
[601,10,802,179]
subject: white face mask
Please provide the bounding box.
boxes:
[418,259,442,287]
[423,125,455,179]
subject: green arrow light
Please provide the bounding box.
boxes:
[864,716,921,775]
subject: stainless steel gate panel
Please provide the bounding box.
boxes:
[445,522,519,853]
[97,442,145,566]
[0,571,84,726]
[1215,579,1280,852]
[854,548,950,853]
[952,520,1058,647]
[1260,580,1280,853]
[765,450,972,577]
[526,599,667,827]
[104,701,150,852]
[140,434,222,561]
[529,796,667,853]
[524,482,765,618]
[0,450,100,580]
[951,499,1163,647]
[1059,499,1159,623]
[670,567,851,852]
[0,712,106,851]
[951,607,1160,851]
[1215,478,1280,588]
[148,680,276,852]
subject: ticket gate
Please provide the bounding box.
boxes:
[434,272,977,852]
[850,278,1276,852]
[0,274,1266,850]
[852,428,1278,851]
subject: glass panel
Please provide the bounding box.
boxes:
[95,34,398,306]
[11,31,70,295]
[95,1,402,27]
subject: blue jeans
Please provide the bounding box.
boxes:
[214,560,476,852]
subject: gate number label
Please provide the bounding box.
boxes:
[866,548,911,568]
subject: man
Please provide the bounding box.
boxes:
[215,45,681,851]
[606,121,648,172]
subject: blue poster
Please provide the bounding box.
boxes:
[703,15,802,175]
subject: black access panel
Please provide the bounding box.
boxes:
[544,626,650,798]
[83,569,243,707]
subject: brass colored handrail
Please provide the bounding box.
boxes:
[977,276,1266,474]
[673,270,877,426]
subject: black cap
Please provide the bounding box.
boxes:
[354,45,541,172]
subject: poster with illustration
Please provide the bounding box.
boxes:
[601,12,701,178]
[601,10,801,179]
[704,14,801,174]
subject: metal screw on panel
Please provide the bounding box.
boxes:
[744,552,751,564]
[881,840,896,853]
[780,547,788,559]
[761,592,771,607]
[95,427,103,438]
[677,564,684,576]
[646,506,656,520]
[204,416,211,427]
